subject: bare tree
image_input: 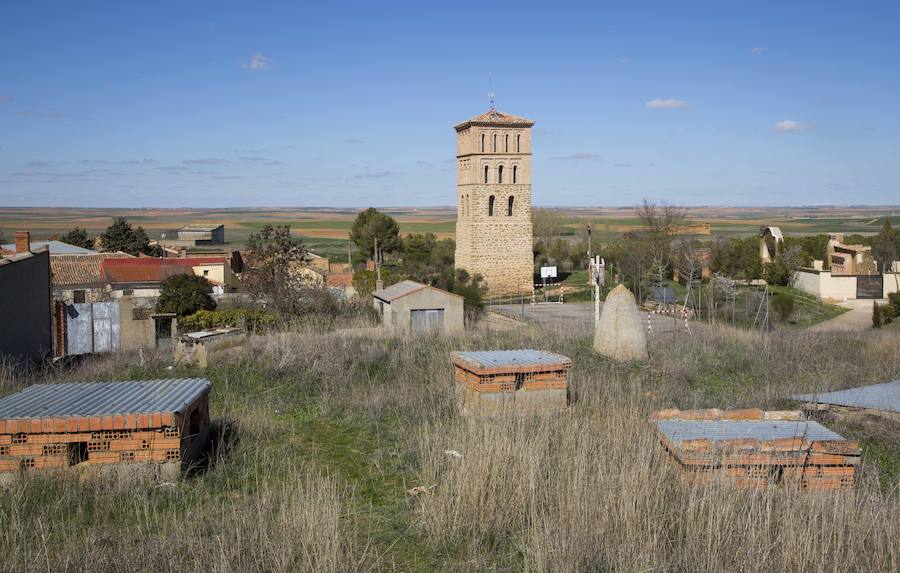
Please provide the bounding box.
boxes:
[635,199,687,285]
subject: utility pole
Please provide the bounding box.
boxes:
[374,236,383,291]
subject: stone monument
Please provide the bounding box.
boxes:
[594,284,649,361]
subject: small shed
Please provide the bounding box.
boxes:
[451,350,571,415]
[175,328,246,367]
[651,408,860,491]
[0,378,211,475]
[373,280,464,333]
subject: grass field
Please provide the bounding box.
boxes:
[1,319,898,571]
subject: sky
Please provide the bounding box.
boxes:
[1,1,899,208]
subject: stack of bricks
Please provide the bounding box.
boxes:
[0,378,211,475]
[651,408,860,491]
[0,425,183,472]
[451,350,571,414]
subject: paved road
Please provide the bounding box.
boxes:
[490,301,689,334]
[807,298,882,332]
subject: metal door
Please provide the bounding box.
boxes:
[857,275,883,299]
[410,309,444,333]
[65,302,120,355]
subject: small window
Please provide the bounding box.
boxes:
[481,133,485,152]
[203,270,209,277]
[488,195,495,216]
[508,195,515,216]
[505,134,509,152]
[484,165,489,183]
[512,165,517,184]
[516,134,521,152]
[498,165,504,184]
[493,134,497,152]
[73,290,86,304]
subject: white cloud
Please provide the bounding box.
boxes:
[552,152,600,161]
[750,46,766,55]
[646,98,688,109]
[242,53,271,70]
[774,120,814,133]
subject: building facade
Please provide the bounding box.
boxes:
[0,241,53,366]
[454,108,535,295]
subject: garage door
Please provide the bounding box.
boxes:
[410,309,444,333]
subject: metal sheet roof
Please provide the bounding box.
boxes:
[1,241,95,255]
[656,419,845,444]
[0,378,210,422]
[373,280,427,302]
[454,350,571,368]
[792,380,900,414]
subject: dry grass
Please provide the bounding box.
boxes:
[0,322,898,571]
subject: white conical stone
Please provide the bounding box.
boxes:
[593,284,649,362]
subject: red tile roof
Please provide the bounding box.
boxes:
[326,272,353,288]
[50,253,133,288]
[455,109,534,130]
[102,257,226,285]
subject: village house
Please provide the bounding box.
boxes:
[0,233,53,366]
[175,224,225,246]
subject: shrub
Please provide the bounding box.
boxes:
[180,308,277,332]
[770,292,795,322]
[888,291,900,307]
[156,274,216,317]
[872,301,884,328]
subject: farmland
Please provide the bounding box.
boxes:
[2,206,898,250]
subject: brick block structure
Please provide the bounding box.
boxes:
[651,408,860,491]
[0,378,211,476]
[451,350,570,415]
[454,108,535,295]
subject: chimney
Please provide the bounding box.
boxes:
[15,231,30,254]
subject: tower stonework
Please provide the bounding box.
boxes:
[454,109,534,295]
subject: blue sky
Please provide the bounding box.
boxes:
[1,1,898,208]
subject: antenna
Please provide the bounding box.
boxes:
[488,74,495,110]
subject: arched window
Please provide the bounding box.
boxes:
[493,134,497,152]
[512,165,517,184]
[488,195,495,216]
[481,133,485,152]
[516,134,521,152]
[483,165,489,183]
[498,165,504,184]
[505,134,509,152]
[508,195,515,216]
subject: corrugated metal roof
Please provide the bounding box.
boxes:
[455,350,571,368]
[792,380,900,414]
[373,280,427,302]
[1,241,95,255]
[178,224,223,232]
[656,419,845,444]
[0,378,210,422]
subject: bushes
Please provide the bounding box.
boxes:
[180,308,277,332]
[874,292,900,327]
[771,292,795,322]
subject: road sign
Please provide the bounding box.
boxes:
[540,266,557,279]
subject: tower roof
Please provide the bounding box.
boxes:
[455,109,534,131]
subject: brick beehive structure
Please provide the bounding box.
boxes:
[451,350,570,414]
[651,408,860,491]
[0,378,211,474]
[453,108,535,295]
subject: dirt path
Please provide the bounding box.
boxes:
[807,299,880,332]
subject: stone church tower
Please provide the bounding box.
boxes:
[454,108,534,295]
